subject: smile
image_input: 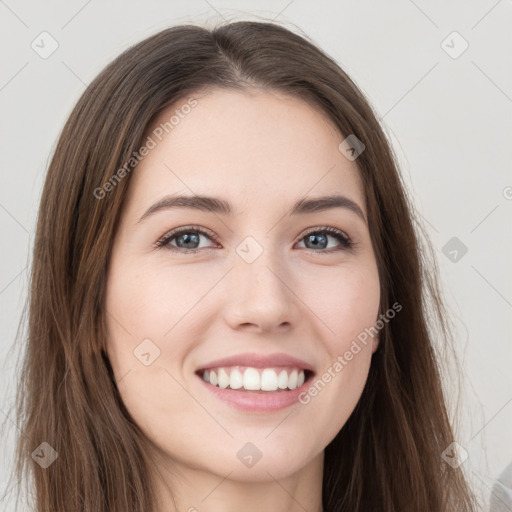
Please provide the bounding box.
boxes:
[195,366,315,412]
[198,366,311,392]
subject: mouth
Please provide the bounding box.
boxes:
[195,366,315,393]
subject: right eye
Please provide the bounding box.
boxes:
[155,226,220,253]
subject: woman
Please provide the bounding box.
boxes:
[8,20,477,511]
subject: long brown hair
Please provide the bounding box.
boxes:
[4,20,477,511]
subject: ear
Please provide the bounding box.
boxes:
[371,334,380,354]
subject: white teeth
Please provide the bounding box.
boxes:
[229,368,243,389]
[243,368,260,390]
[297,369,305,387]
[261,369,278,391]
[288,369,298,390]
[277,370,288,389]
[202,367,307,392]
[217,368,230,389]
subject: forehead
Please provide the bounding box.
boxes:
[125,88,365,218]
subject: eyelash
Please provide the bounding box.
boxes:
[155,225,355,254]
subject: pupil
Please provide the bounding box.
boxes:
[178,233,199,248]
[307,233,326,249]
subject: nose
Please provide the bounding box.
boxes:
[222,246,299,334]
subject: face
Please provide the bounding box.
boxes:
[104,88,380,487]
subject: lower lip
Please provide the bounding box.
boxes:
[196,373,312,412]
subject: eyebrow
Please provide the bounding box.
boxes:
[138,193,367,224]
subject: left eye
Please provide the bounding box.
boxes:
[156,227,216,252]
[156,226,353,253]
[297,228,353,251]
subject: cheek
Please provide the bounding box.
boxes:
[104,255,226,395]
[105,257,203,343]
[103,259,204,439]
[104,256,179,382]
[295,262,380,430]
[301,260,381,349]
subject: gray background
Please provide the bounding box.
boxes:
[1,1,511,510]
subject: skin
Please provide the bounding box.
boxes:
[104,88,381,512]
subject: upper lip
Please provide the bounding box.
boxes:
[197,352,315,373]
